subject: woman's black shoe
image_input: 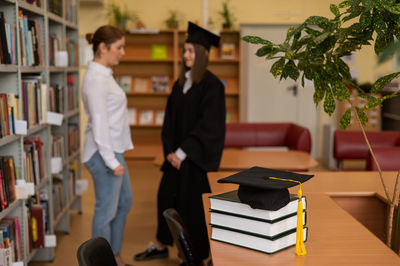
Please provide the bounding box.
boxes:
[134,245,168,261]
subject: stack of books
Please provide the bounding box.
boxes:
[209,190,308,254]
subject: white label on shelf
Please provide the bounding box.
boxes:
[47,112,64,126]
[55,51,68,67]
[27,182,35,195]
[45,234,57,247]
[51,157,63,174]
[12,262,24,266]
[14,120,27,135]
[15,184,29,199]
[75,179,89,195]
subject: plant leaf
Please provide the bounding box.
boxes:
[356,107,368,125]
[270,58,285,78]
[373,17,387,36]
[382,3,400,14]
[332,80,351,100]
[283,60,300,81]
[360,0,375,10]
[323,89,336,115]
[330,4,340,16]
[371,72,400,93]
[256,44,274,57]
[242,36,273,45]
[378,40,400,63]
[339,109,352,129]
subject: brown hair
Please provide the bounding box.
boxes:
[178,43,208,86]
[86,25,124,55]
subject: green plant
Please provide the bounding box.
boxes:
[108,3,138,30]
[243,0,400,249]
[218,1,234,29]
[164,9,179,29]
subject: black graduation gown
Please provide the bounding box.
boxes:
[156,70,226,262]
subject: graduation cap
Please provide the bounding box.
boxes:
[185,22,220,51]
[218,166,314,255]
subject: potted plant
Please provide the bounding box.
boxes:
[243,0,400,249]
[164,9,179,29]
[108,3,138,30]
[218,1,235,29]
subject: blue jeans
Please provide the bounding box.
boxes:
[84,151,133,254]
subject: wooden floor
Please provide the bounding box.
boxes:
[29,160,180,266]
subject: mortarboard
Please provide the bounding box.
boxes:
[185,22,220,51]
[218,166,314,256]
[218,166,314,211]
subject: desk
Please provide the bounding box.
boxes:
[154,148,318,171]
[204,171,400,265]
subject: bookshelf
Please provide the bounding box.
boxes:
[114,29,241,159]
[0,0,80,264]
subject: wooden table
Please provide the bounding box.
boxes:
[154,148,318,171]
[204,171,400,265]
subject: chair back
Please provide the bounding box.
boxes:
[163,208,202,266]
[77,237,117,266]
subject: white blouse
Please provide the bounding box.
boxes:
[81,61,133,170]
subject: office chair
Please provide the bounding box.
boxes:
[77,237,117,266]
[163,208,203,266]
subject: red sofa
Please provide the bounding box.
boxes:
[334,130,400,170]
[366,147,400,171]
[224,122,311,153]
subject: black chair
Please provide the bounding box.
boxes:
[77,237,117,266]
[163,208,203,266]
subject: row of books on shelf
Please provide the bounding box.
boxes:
[68,123,79,155]
[0,156,17,211]
[64,0,77,24]
[116,76,170,93]
[209,190,308,254]
[19,10,44,67]
[127,108,236,126]
[127,108,165,126]
[0,12,17,65]
[65,37,78,67]
[52,160,78,219]
[24,135,46,186]
[148,43,236,60]
[0,75,78,139]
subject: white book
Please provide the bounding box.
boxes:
[209,190,306,221]
[210,210,306,237]
[211,226,308,254]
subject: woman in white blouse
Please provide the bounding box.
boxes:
[82,25,133,266]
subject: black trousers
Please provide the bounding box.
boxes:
[156,160,211,262]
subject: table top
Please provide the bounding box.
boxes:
[154,148,319,171]
[204,171,400,265]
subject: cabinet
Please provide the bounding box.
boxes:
[114,29,241,159]
[0,0,80,264]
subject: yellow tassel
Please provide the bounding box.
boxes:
[295,184,306,256]
[269,177,306,256]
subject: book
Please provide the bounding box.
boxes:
[210,209,306,237]
[155,110,165,125]
[220,43,235,60]
[151,44,167,60]
[211,226,308,254]
[116,76,132,92]
[30,204,45,248]
[127,108,137,125]
[138,110,153,125]
[151,76,168,93]
[209,190,306,221]
[133,77,148,93]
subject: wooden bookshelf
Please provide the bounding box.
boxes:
[115,29,241,159]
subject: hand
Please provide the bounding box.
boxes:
[167,153,182,170]
[113,164,125,176]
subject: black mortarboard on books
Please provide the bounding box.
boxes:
[218,166,314,256]
[185,21,220,51]
[218,166,314,211]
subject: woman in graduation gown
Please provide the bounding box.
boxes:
[134,22,226,264]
